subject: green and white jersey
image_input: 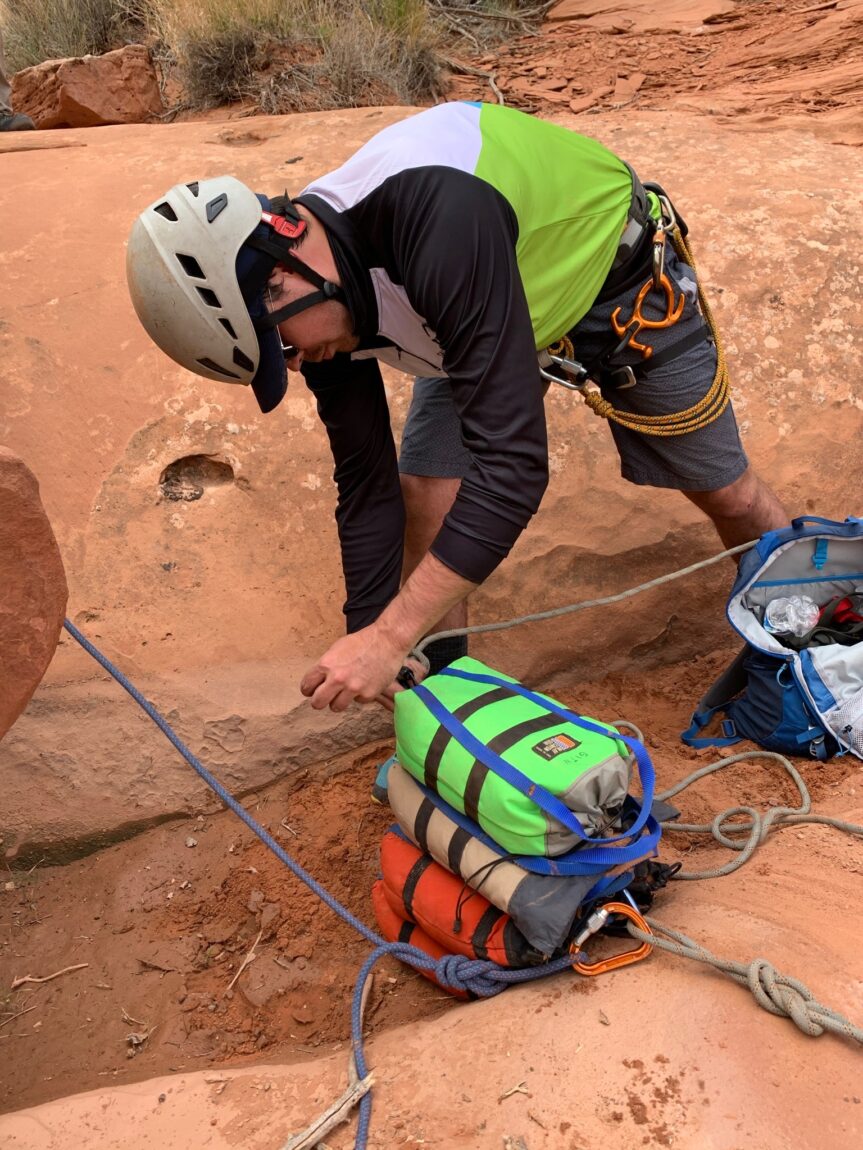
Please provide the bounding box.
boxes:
[303,101,633,353]
[472,102,632,345]
[297,103,636,629]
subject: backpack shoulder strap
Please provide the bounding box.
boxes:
[681,643,751,748]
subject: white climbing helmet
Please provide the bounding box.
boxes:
[126,175,344,413]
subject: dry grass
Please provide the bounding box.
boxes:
[1,0,547,110]
[148,0,446,110]
[0,0,131,67]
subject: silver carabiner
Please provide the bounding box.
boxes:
[539,349,590,392]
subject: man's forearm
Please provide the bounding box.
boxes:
[375,552,477,652]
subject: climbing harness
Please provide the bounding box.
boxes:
[542,191,731,437]
[59,540,863,1148]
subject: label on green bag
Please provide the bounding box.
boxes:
[532,733,581,761]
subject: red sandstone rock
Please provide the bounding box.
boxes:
[0,449,67,741]
[547,0,734,31]
[12,44,163,129]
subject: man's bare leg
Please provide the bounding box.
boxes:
[684,465,789,549]
[400,474,466,633]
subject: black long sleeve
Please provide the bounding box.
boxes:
[302,355,405,632]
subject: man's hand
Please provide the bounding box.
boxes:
[374,653,430,713]
[300,623,406,712]
[301,553,475,712]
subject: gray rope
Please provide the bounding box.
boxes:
[627,918,863,1045]
[416,539,756,652]
[638,750,863,1042]
[656,749,863,880]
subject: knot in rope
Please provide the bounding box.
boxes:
[745,959,827,1037]
[630,919,863,1047]
[432,953,507,997]
[583,392,615,419]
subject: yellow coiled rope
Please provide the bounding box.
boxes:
[547,226,730,437]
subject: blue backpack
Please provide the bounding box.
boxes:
[683,516,863,760]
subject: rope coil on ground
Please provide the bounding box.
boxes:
[656,749,863,880]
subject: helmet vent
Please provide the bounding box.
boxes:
[187,182,200,197]
[196,286,221,308]
[206,193,228,223]
[177,253,205,279]
[197,357,240,379]
[154,202,178,221]
[233,347,254,372]
[219,317,238,340]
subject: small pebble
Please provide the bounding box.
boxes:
[158,1093,166,1103]
[185,837,198,848]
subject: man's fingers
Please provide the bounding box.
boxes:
[307,674,364,713]
[300,668,326,698]
[325,685,358,713]
[403,656,428,684]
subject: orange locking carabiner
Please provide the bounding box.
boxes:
[570,901,653,977]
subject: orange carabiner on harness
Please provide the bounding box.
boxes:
[570,901,653,977]
[610,273,685,359]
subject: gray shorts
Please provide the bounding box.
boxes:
[398,246,749,492]
[399,375,473,478]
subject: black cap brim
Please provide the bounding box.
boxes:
[237,194,288,414]
[250,325,287,413]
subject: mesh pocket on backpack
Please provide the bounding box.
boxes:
[824,687,863,755]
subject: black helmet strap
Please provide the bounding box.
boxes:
[246,220,346,331]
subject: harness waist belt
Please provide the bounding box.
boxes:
[609,166,653,274]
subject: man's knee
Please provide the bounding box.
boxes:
[687,467,762,519]
[684,466,788,546]
[400,474,461,569]
[400,474,461,524]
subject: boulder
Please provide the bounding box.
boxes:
[546,0,735,31]
[0,449,67,742]
[12,44,163,129]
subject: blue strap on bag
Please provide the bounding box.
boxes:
[411,666,658,870]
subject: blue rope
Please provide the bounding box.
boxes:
[63,619,582,1148]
